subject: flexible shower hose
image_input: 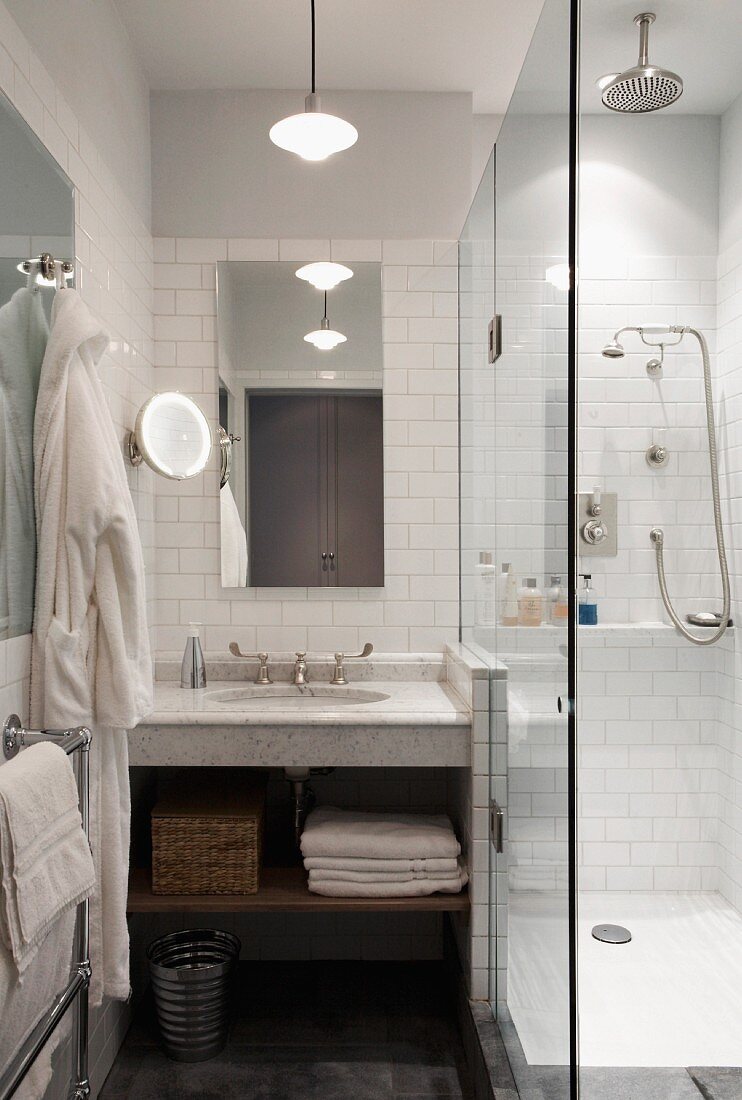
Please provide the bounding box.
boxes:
[651,327,731,646]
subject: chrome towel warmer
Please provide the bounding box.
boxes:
[0,715,92,1100]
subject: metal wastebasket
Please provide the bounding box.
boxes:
[147,929,241,1062]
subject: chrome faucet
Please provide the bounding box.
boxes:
[330,643,374,685]
[293,652,308,685]
[228,643,272,684]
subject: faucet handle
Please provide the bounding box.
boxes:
[331,642,374,685]
[228,643,272,684]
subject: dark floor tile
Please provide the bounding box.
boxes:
[390,1040,467,1098]
[688,1067,742,1100]
[579,1067,706,1100]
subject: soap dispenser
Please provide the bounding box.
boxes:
[578,575,598,626]
[181,622,206,688]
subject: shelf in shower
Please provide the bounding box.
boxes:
[127,865,470,914]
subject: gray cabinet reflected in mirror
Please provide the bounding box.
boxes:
[216,261,384,588]
[0,92,75,641]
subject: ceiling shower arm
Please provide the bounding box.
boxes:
[635,12,655,67]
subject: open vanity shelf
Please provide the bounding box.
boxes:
[128,865,470,914]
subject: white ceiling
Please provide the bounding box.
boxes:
[112,0,545,115]
[114,0,742,119]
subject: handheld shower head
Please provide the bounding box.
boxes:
[599,13,683,113]
[601,339,625,359]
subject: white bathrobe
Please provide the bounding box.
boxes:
[29,289,153,1004]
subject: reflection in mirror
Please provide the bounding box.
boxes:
[0,92,75,642]
[128,392,213,480]
[217,261,383,588]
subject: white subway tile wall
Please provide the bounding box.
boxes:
[152,237,459,657]
[579,254,719,625]
[0,5,155,1096]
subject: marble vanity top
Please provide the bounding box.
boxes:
[142,679,469,726]
[128,671,471,768]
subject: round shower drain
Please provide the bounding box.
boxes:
[592,924,632,944]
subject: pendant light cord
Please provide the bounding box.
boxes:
[323,290,327,320]
[310,0,316,93]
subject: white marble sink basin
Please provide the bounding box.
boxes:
[203,685,391,709]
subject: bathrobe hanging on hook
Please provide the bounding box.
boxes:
[30,288,153,1004]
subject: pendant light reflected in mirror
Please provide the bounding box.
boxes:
[269,0,358,161]
[295,261,353,290]
[304,292,347,350]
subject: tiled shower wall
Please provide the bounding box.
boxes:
[152,236,459,658]
[0,3,156,1095]
[579,254,718,625]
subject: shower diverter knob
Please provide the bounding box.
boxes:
[582,519,608,545]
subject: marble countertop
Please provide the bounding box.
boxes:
[128,678,471,768]
[141,679,469,726]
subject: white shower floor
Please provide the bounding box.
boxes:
[508,891,742,1068]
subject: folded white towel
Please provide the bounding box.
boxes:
[0,743,95,971]
[308,858,466,884]
[300,807,461,861]
[307,866,468,898]
[303,855,460,874]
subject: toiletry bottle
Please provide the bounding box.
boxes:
[181,622,207,688]
[518,578,543,627]
[476,551,497,626]
[497,563,512,622]
[501,566,519,626]
[578,575,598,626]
[553,578,569,623]
[546,575,562,624]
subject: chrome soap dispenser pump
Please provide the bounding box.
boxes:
[181,622,206,689]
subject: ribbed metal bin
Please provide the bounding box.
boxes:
[147,929,241,1062]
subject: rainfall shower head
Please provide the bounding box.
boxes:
[599,13,683,113]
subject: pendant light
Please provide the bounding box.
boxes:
[269,0,358,161]
[295,261,353,290]
[304,292,347,350]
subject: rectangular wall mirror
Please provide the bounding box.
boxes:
[216,260,384,588]
[0,91,75,641]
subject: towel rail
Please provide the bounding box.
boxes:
[0,715,92,1100]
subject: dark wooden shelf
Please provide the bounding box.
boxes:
[127,865,470,914]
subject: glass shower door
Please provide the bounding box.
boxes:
[460,0,578,1095]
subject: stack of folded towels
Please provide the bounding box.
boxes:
[300,806,468,898]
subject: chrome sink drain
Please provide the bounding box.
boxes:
[592,923,632,944]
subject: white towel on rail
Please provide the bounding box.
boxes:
[0,287,48,640]
[220,482,248,587]
[0,909,76,1100]
[300,807,461,861]
[30,289,153,1005]
[0,742,94,972]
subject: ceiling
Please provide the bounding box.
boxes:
[114,0,742,119]
[112,0,545,115]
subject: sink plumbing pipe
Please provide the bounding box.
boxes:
[283,766,335,848]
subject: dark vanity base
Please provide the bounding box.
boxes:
[100,960,475,1099]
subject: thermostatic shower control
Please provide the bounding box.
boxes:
[578,488,618,557]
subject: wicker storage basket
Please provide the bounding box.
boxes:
[151,772,265,895]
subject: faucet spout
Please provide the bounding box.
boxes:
[293,652,308,685]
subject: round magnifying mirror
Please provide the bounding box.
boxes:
[128,392,212,480]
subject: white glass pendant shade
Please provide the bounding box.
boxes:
[304,317,347,350]
[270,94,357,161]
[295,261,353,290]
